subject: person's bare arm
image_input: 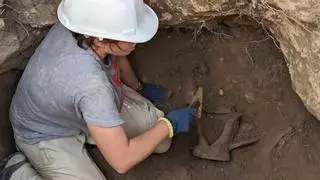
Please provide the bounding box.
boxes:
[87,121,169,174]
[115,56,141,90]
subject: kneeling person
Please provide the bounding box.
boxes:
[3,0,194,179]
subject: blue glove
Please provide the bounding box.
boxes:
[165,108,194,134]
[140,83,166,103]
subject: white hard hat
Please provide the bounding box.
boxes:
[57,0,159,43]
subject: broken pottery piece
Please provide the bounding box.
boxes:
[192,111,260,161]
[192,112,242,161]
[187,86,260,161]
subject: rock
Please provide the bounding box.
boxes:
[6,0,59,28]
[261,1,320,120]
[219,88,224,96]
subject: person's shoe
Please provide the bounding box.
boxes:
[0,152,27,179]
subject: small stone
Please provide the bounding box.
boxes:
[219,57,224,63]
[244,92,256,104]
[177,85,182,91]
[219,88,224,96]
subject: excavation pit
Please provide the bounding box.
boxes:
[85,20,320,180]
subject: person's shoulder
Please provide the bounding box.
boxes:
[44,22,70,41]
[68,51,108,76]
[62,56,110,96]
[37,22,82,56]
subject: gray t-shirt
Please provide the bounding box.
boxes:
[10,23,124,144]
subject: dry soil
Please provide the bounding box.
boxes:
[88,21,320,180]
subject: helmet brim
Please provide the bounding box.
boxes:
[129,5,159,43]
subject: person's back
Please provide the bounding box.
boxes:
[10,23,121,145]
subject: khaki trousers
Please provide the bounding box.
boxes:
[14,86,171,180]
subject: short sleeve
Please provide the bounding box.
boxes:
[76,87,124,127]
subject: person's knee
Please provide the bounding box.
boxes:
[154,139,172,154]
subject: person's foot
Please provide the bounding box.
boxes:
[0,152,27,179]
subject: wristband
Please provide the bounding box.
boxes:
[158,117,174,138]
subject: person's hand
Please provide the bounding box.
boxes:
[165,108,194,134]
[139,83,166,103]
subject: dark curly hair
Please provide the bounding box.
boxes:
[72,33,95,49]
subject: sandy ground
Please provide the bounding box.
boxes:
[88,22,320,180]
